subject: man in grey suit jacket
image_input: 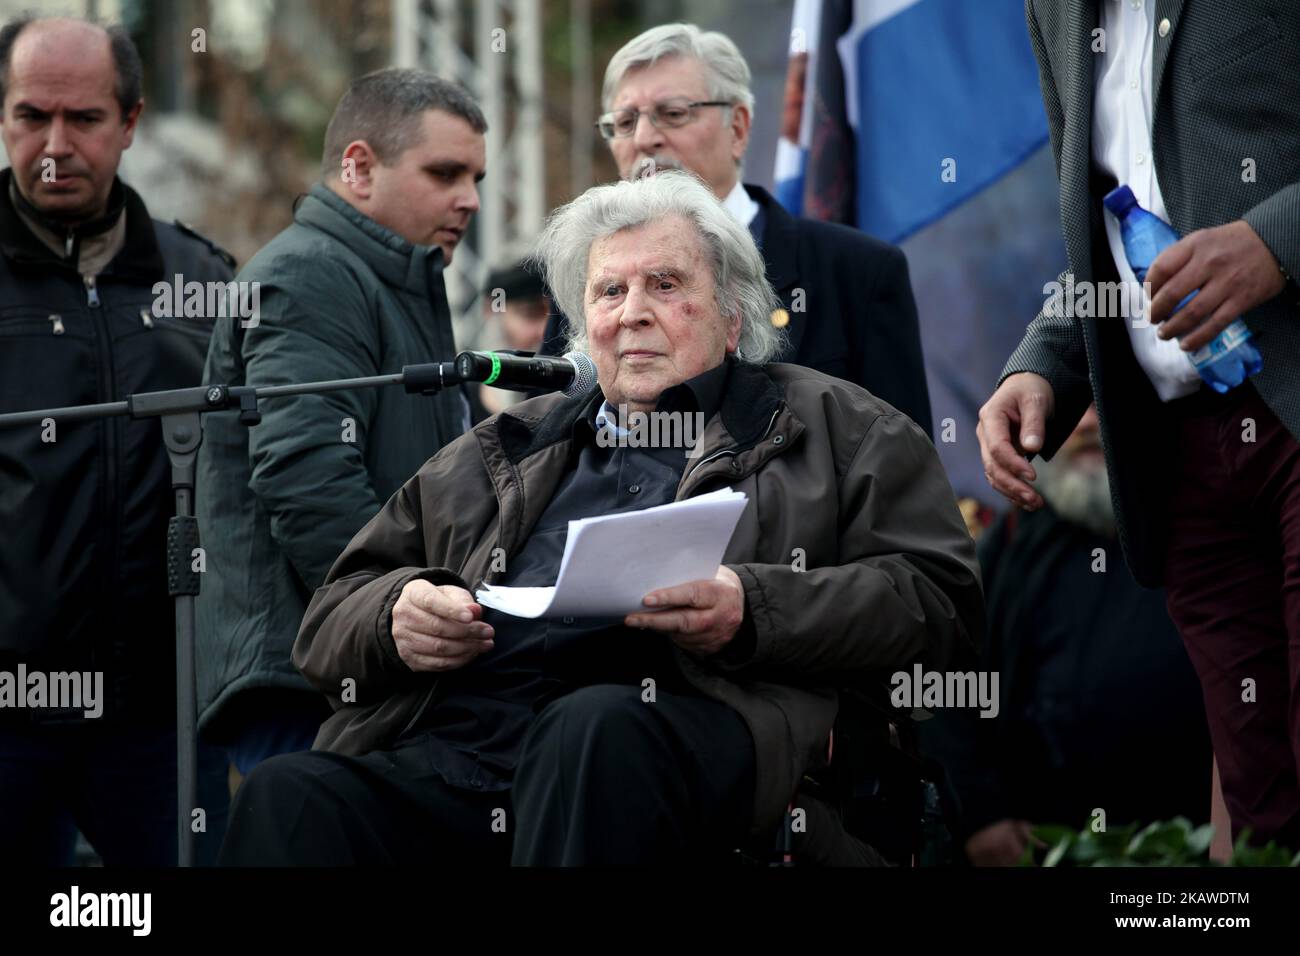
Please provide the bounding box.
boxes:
[977,0,1300,848]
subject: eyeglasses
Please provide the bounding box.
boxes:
[595,99,733,140]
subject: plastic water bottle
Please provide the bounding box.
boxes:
[1103,185,1262,393]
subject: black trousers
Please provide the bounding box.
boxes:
[218,684,756,866]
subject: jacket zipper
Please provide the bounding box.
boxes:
[84,273,119,667]
[679,405,783,498]
[503,456,525,576]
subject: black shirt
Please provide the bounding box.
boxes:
[398,361,731,791]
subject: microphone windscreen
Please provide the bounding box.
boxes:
[562,352,598,397]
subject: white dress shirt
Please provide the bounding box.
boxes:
[721,179,760,229]
[1092,0,1201,400]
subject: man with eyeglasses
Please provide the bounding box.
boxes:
[541,22,933,438]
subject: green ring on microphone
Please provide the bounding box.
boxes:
[484,352,502,386]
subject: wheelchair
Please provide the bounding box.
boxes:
[733,684,959,866]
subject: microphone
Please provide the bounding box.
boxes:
[452,350,597,396]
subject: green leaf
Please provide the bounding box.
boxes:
[1185,824,1216,857]
[1069,833,1108,864]
[1031,824,1075,847]
[1127,820,1189,862]
[1043,833,1075,868]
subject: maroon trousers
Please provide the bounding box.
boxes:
[1162,383,1300,849]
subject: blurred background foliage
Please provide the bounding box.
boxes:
[1030,818,1300,867]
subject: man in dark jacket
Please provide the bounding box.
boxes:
[540,22,933,438]
[195,69,486,778]
[219,171,981,866]
[0,16,235,864]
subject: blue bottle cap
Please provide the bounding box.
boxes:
[1103,185,1137,217]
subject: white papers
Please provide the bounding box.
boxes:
[475,488,748,619]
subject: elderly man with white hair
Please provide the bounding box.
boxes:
[219,171,982,866]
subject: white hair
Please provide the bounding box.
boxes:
[602,22,755,115]
[532,170,785,365]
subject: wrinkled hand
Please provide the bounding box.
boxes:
[625,566,745,657]
[1147,219,1286,351]
[391,579,494,673]
[976,372,1056,511]
[965,819,1037,867]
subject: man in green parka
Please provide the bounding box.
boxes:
[195,68,487,778]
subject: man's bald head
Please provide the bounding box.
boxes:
[0,16,142,120]
[0,16,144,220]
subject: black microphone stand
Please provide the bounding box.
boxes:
[0,362,457,866]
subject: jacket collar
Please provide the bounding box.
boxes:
[582,359,731,441]
[0,167,165,281]
[495,358,786,465]
[294,183,446,294]
[10,173,125,243]
[744,183,799,293]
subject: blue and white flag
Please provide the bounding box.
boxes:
[773,0,1066,508]
[772,0,822,216]
[778,0,1049,240]
[837,0,1048,242]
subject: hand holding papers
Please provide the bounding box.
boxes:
[475,488,748,619]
